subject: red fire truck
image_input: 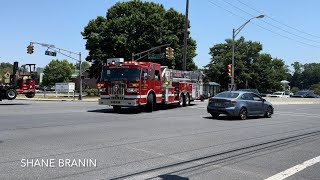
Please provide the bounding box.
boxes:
[98,58,203,112]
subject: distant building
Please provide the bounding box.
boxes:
[71,70,97,90]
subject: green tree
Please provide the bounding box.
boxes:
[301,63,320,89]
[204,37,290,92]
[0,62,13,83]
[75,61,91,73]
[82,0,197,78]
[42,59,75,87]
[290,62,303,88]
[0,62,13,77]
[36,67,44,74]
[310,83,320,94]
[290,62,320,89]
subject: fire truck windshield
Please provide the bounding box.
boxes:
[102,68,140,81]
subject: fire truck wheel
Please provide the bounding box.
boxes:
[179,94,185,107]
[6,89,17,100]
[25,92,35,98]
[146,94,154,112]
[186,93,191,106]
[113,106,121,113]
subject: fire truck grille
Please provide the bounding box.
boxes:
[109,83,125,100]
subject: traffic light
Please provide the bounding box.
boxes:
[27,44,34,54]
[165,47,170,59]
[227,64,232,77]
[165,47,174,60]
[170,48,174,59]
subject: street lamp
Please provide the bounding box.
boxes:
[230,15,264,90]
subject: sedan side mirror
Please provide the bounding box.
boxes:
[262,98,266,102]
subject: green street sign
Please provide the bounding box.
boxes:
[45,50,57,57]
[148,53,164,59]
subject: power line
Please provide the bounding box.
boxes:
[207,0,320,48]
[235,0,320,40]
[221,0,320,44]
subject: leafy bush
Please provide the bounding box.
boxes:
[291,87,300,93]
[310,83,320,95]
[84,88,99,97]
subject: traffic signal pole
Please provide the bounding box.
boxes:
[28,42,83,100]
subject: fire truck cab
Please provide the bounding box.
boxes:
[98,58,202,112]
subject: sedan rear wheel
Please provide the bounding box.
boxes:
[239,108,247,120]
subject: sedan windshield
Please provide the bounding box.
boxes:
[215,92,239,98]
[102,68,140,81]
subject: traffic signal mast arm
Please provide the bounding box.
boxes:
[132,44,170,61]
[28,41,83,100]
[29,42,80,61]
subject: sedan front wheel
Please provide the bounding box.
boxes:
[264,106,273,118]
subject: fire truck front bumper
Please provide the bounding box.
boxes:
[99,98,140,107]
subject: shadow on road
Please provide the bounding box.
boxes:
[203,115,266,121]
[0,103,30,106]
[87,103,197,114]
[0,140,3,144]
[158,174,189,180]
[87,108,141,114]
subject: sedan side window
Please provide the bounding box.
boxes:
[243,93,253,100]
[252,94,262,101]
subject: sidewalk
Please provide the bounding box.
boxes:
[16,96,99,102]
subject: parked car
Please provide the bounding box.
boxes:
[269,91,290,98]
[292,90,317,98]
[238,89,261,96]
[207,91,273,120]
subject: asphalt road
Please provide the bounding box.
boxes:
[1,100,320,180]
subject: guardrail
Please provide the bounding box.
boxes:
[265,97,320,105]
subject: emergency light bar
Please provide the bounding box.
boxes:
[107,58,124,64]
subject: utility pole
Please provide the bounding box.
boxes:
[79,52,82,100]
[183,0,189,71]
[231,28,235,88]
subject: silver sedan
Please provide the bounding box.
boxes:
[207,91,274,120]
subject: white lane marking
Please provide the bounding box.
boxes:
[276,113,320,118]
[276,111,320,115]
[265,155,320,180]
[126,146,187,161]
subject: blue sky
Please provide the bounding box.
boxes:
[1,0,320,70]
